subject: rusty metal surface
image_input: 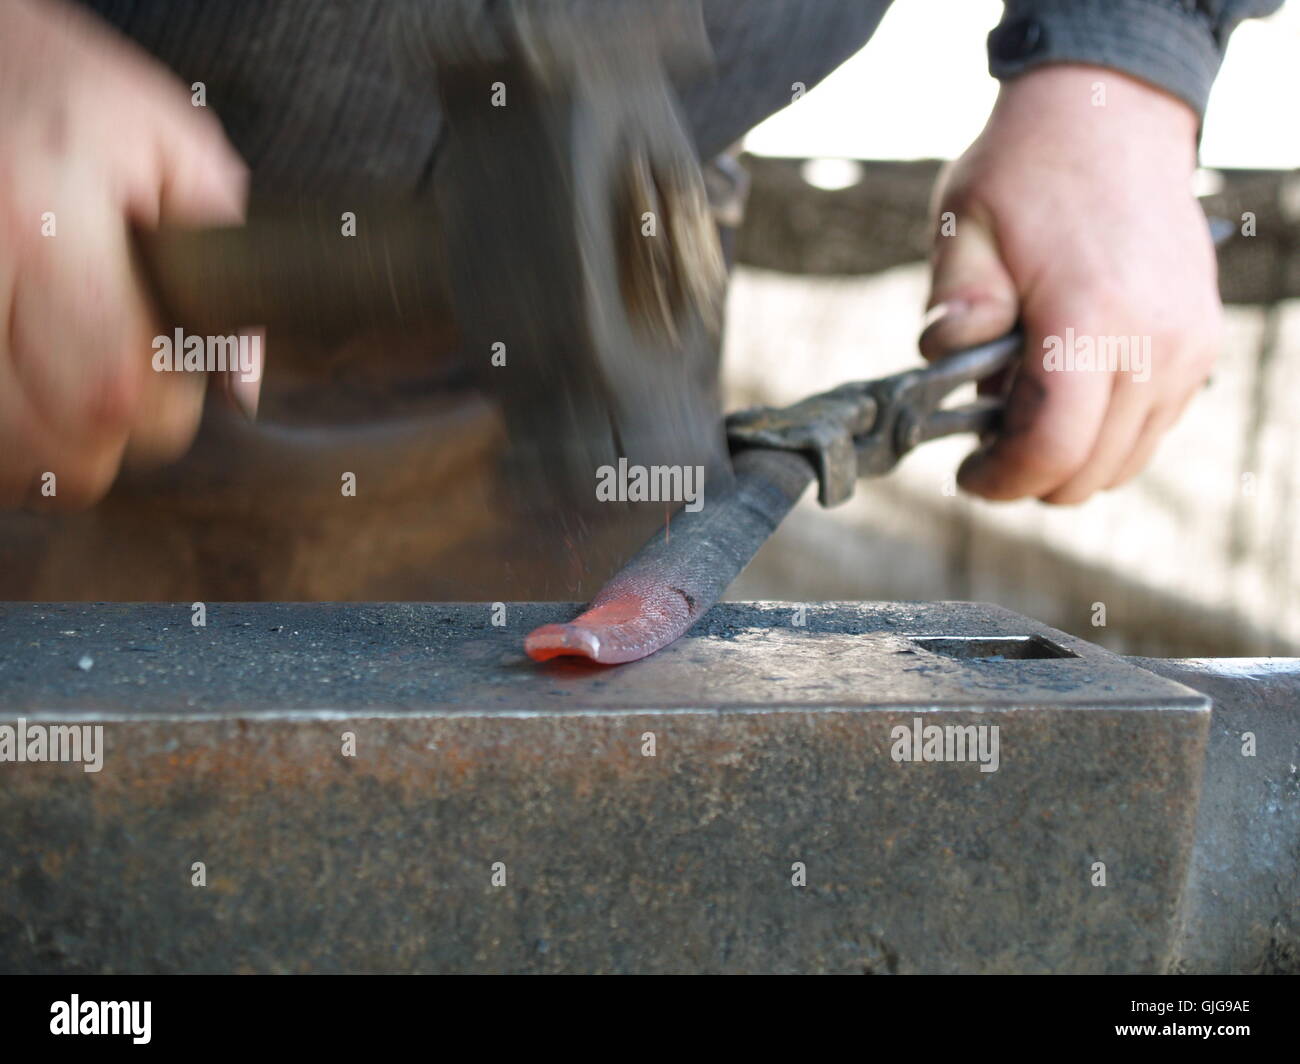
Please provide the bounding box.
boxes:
[0,601,1214,973]
[1132,658,1300,973]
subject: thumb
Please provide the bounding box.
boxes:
[919,207,1019,361]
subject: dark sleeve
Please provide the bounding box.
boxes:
[680,0,892,159]
[987,0,1285,116]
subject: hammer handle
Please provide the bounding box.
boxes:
[134,201,454,341]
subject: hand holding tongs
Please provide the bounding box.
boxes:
[726,215,1231,508]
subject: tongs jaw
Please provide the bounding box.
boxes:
[726,330,1023,507]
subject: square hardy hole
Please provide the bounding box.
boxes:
[908,635,1079,661]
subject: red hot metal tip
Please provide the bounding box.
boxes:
[524,585,694,665]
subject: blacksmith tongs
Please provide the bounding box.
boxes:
[725,329,1023,507]
[523,329,1025,664]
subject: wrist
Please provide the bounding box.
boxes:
[989,64,1199,175]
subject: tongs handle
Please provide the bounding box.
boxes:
[725,327,1026,507]
[910,395,1005,445]
[894,328,1023,450]
[919,328,1022,392]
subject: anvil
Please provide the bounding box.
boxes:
[0,600,1295,973]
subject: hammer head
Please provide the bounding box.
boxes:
[414,0,731,509]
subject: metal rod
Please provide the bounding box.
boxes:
[525,448,815,663]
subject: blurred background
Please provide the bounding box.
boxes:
[720,0,1300,657]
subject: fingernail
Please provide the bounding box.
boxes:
[227,328,263,421]
[922,299,971,330]
[228,375,260,421]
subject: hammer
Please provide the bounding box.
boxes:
[133,0,729,506]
